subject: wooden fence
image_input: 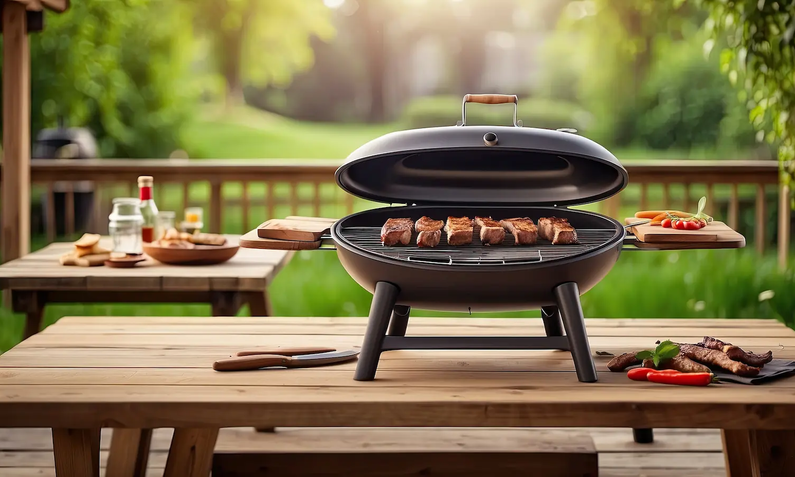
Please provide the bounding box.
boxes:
[2,158,791,267]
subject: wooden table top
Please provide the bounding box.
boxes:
[0,317,793,430]
[0,236,292,291]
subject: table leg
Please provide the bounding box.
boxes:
[722,429,795,477]
[12,290,46,339]
[244,290,272,316]
[210,291,243,316]
[107,428,153,477]
[52,428,100,477]
[164,428,219,477]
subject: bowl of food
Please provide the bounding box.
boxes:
[143,229,239,265]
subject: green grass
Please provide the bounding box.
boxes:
[2,105,790,353]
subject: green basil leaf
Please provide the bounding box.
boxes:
[655,340,674,353]
[636,350,654,360]
[653,355,661,368]
[657,343,681,360]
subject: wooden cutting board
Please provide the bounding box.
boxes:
[241,230,323,250]
[625,218,746,247]
[285,216,337,224]
[257,218,332,242]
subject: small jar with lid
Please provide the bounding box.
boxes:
[108,198,144,254]
[181,207,204,234]
[156,211,176,240]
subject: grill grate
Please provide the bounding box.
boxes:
[340,227,618,266]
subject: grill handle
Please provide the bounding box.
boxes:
[460,94,522,127]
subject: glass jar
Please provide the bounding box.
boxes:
[156,211,176,240]
[108,198,144,254]
[181,207,204,234]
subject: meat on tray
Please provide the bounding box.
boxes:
[381,218,413,246]
[445,216,473,246]
[415,216,444,248]
[500,218,538,245]
[538,217,578,245]
[475,217,505,245]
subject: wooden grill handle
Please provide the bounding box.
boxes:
[213,354,292,371]
[463,94,518,105]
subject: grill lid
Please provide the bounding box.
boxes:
[335,94,628,206]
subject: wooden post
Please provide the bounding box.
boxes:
[756,185,766,254]
[780,185,791,270]
[2,1,31,262]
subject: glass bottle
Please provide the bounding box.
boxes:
[108,198,144,254]
[137,176,159,243]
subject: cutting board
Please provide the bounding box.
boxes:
[241,230,323,250]
[257,218,332,242]
[625,218,745,248]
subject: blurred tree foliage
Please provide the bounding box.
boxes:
[0,0,195,158]
[189,0,334,106]
[695,0,794,200]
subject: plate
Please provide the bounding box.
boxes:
[142,243,239,265]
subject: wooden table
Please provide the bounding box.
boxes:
[0,236,292,339]
[0,316,793,477]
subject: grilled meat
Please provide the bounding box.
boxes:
[642,354,711,374]
[698,336,773,367]
[417,230,441,248]
[381,218,413,246]
[475,216,505,245]
[415,216,444,232]
[679,343,761,377]
[538,217,578,245]
[500,217,538,245]
[607,352,641,371]
[445,216,473,246]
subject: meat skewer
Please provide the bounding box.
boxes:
[415,216,444,248]
[445,216,473,246]
[698,336,773,367]
[475,217,505,245]
[538,217,578,244]
[500,217,538,245]
[381,218,413,246]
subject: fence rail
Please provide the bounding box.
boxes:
[1,158,791,267]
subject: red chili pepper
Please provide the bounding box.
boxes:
[647,371,715,386]
[627,368,679,381]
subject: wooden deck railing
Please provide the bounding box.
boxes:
[2,158,791,267]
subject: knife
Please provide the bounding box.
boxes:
[213,349,360,372]
[235,347,336,357]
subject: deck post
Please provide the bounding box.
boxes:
[779,185,790,270]
[2,1,32,263]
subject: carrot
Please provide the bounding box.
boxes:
[635,210,693,219]
[649,212,668,226]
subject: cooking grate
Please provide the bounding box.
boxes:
[340,227,618,266]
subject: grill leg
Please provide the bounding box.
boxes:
[541,306,564,337]
[387,305,411,337]
[554,282,597,383]
[354,281,400,381]
[633,428,654,443]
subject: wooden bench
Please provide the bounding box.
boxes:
[212,427,598,477]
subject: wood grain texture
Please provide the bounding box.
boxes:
[256,219,330,241]
[163,428,218,477]
[106,428,152,477]
[0,318,793,431]
[52,428,99,477]
[240,229,322,250]
[723,429,754,477]
[626,219,745,245]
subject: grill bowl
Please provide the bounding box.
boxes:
[332,206,624,312]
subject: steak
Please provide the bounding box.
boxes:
[415,216,443,248]
[500,218,538,245]
[445,216,473,246]
[538,217,578,244]
[381,218,413,246]
[475,216,505,245]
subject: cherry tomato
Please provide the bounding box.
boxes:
[684,220,701,230]
[673,219,686,230]
[698,218,707,227]
[661,218,672,228]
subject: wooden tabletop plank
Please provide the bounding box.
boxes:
[0,237,292,291]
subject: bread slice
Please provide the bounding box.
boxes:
[381,218,413,246]
[500,218,538,245]
[445,216,473,246]
[475,216,505,245]
[538,217,578,244]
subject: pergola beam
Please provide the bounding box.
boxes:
[2,0,32,262]
[8,0,69,13]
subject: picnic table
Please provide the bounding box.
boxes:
[0,316,793,476]
[0,236,292,339]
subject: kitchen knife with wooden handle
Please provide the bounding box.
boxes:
[235,347,336,357]
[213,349,359,372]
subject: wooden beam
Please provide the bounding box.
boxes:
[2,1,31,263]
[6,0,69,13]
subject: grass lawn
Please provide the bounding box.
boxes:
[1,105,791,353]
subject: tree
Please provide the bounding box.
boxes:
[190,0,334,106]
[696,0,794,205]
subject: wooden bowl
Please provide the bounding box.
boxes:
[142,243,239,265]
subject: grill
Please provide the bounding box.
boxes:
[329,94,632,384]
[341,226,616,266]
